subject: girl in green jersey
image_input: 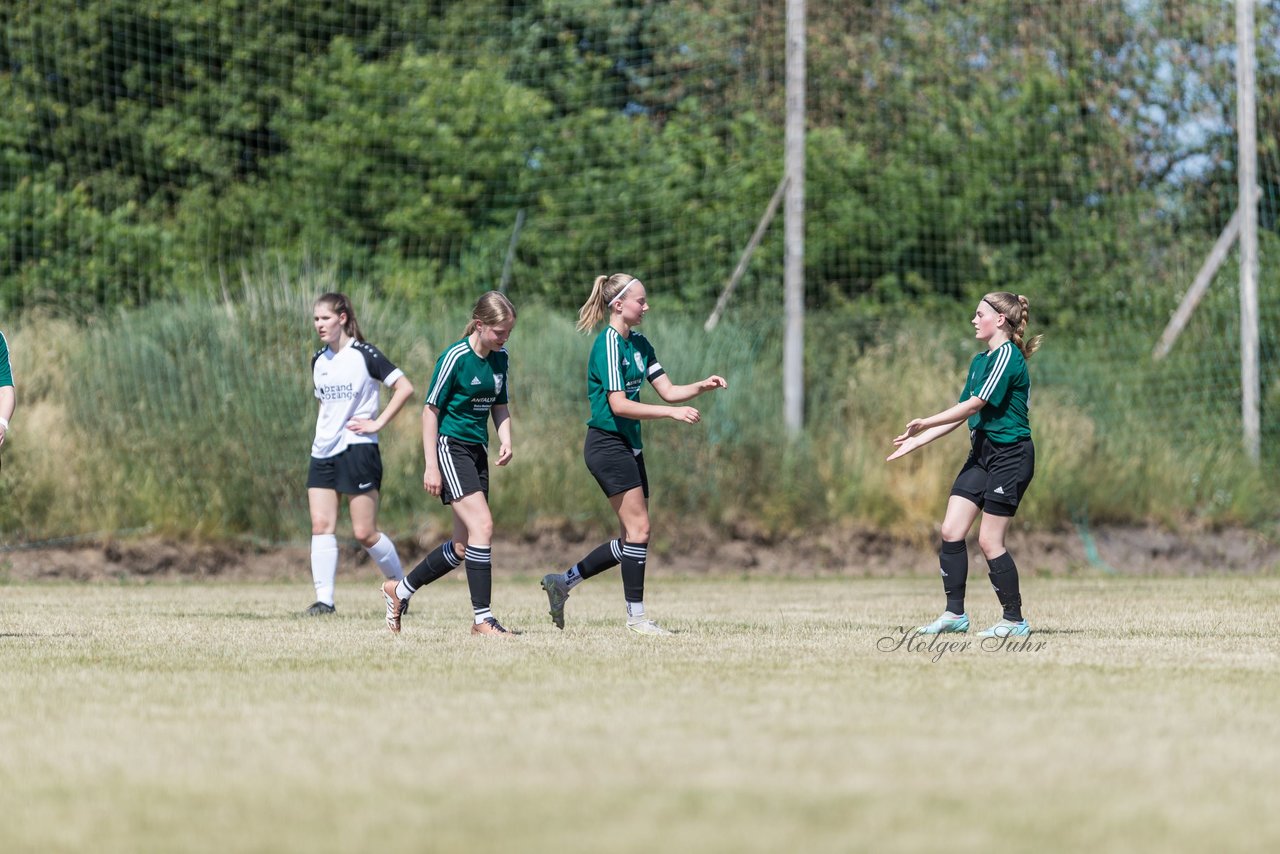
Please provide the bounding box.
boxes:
[887,292,1043,639]
[540,273,727,635]
[383,291,517,636]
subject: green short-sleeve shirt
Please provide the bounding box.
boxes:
[424,338,510,445]
[962,341,1031,443]
[0,331,11,389]
[586,327,666,450]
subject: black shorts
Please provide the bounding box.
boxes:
[583,427,649,499]
[307,443,383,495]
[950,432,1035,517]
[437,435,488,505]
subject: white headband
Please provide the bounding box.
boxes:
[610,277,640,306]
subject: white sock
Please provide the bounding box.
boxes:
[311,534,339,606]
[474,607,493,625]
[564,566,583,589]
[364,533,403,581]
[626,600,646,621]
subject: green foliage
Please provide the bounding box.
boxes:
[1,2,1277,543]
[9,0,1271,320]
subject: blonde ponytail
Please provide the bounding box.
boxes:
[576,273,638,332]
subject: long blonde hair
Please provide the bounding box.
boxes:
[982,291,1043,359]
[576,273,639,332]
[464,291,517,336]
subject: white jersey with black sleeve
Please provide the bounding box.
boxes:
[311,339,405,459]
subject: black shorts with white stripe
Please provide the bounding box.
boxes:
[437,435,488,505]
[949,431,1035,517]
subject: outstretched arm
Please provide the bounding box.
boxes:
[650,374,728,403]
[886,419,964,462]
[894,396,985,444]
[607,391,701,424]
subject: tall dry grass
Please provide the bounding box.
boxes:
[1,274,1274,548]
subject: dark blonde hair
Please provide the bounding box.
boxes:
[315,292,364,342]
[982,291,1043,359]
[464,290,517,336]
[576,273,640,332]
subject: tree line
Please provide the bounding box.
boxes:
[1,0,1274,331]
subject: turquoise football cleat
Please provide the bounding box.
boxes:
[977,619,1030,638]
[916,612,970,634]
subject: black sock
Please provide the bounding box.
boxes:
[464,545,493,613]
[577,539,622,580]
[987,551,1023,622]
[620,540,648,607]
[940,539,968,615]
[405,540,462,590]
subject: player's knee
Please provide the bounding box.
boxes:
[354,529,380,548]
[468,519,494,544]
[939,523,968,543]
[625,519,650,543]
[977,533,1005,559]
[311,520,336,536]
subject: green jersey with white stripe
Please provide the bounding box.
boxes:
[425,338,510,445]
[962,341,1031,443]
[0,331,11,389]
[586,327,666,450]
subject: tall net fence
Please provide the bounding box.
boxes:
[1,1,1277,545]
[0,0,782,309]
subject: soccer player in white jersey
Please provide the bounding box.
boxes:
[304,293,415,616]
[382,291,517,636]
[539,273,727,635]
[887,292,1043,639]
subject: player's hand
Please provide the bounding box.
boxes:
[495,444,513,466]
[423,466,442,496]
[893,419,926,443]
[346,417,380,435]
[669,406,700,424]
[699,375,728,392]
[886,436,918,462]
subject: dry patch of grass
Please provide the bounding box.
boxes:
[1,576,1277,853]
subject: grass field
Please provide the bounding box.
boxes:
[2,575,1278,854]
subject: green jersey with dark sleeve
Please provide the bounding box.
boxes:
[586,327,666,450]
[962,341,1031,443]
[0,331,11,388]
[424,338,510,445]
